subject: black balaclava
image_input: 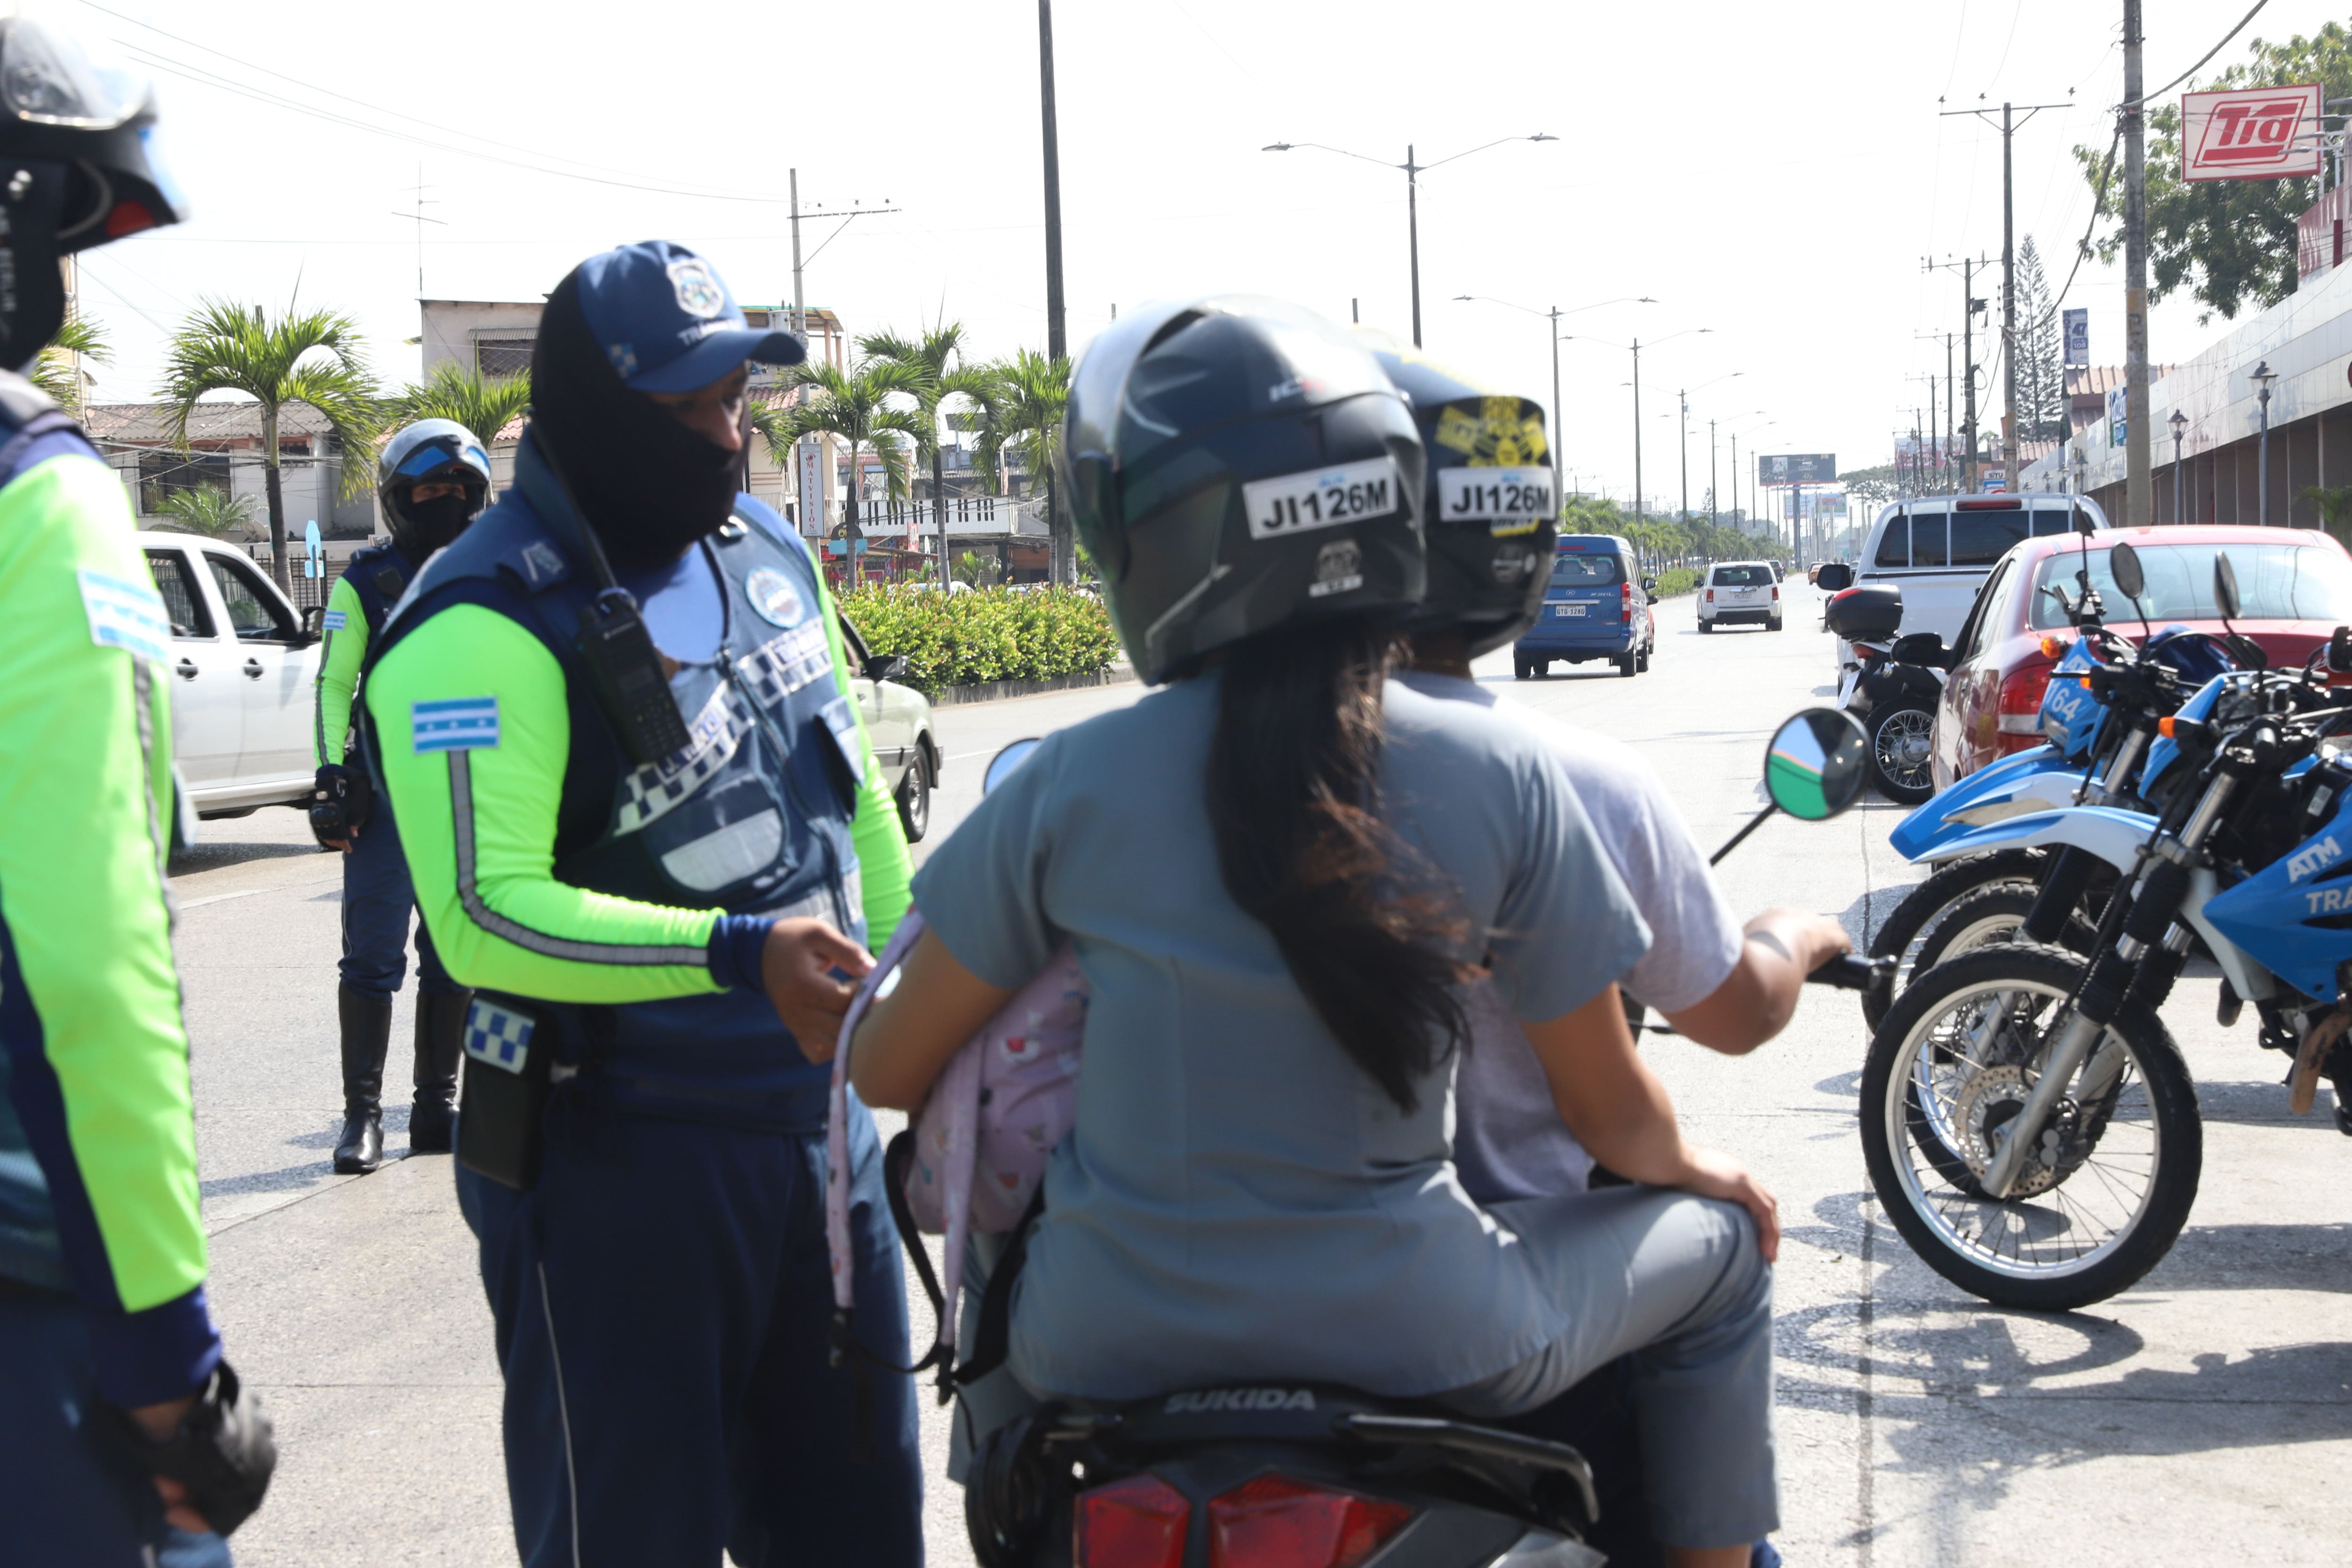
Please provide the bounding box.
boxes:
[388,489,479,562]
[530,267,740,575]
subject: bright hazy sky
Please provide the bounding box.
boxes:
[58,0,2345,509]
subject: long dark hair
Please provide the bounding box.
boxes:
[1205,617,1473,1113]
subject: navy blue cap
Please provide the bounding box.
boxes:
[571,240,807,394]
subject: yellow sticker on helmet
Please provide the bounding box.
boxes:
[1433,397,1550,468]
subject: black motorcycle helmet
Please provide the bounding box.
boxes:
[1062,296,1426,685]
[0,16,185,371]
[1359,334,1555,658]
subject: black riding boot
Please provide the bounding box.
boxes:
[408,989,471,1154]
[334,984,391,1174]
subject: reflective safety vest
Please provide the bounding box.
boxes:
[363,435,864,1129]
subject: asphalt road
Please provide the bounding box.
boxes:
[178,585,2351,1565]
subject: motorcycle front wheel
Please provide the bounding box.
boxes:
[1866,703,1938,805]
[1862,850,2046,1030]
[1861,945,2202,1311]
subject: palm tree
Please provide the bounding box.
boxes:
[752,359,926,565]
[860,323,999,589]
[153,485,254,539]
[967,350,1073,581]
[31,312,109,418]
[159,301,381,591]
[394,361,532,448]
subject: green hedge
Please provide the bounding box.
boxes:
[1653,567,1702,597]
[838,584,1120,692]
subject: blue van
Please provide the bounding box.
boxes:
[1513,533,1654,678]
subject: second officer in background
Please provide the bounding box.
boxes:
[311,420,491,1173]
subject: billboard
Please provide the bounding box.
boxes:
[2107,385,2128,449]
[1760,453,1836,485]
[1798,490,1847,520]
[2183,84,2322,182]
[795,441,826,536]
[2063,308,2088,366]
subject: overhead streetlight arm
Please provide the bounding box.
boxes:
[1261,140,1406,171]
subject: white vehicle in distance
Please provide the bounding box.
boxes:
[835,614,943,842]
[1698,561,1783,632]
[137,531,324,819]
[1832,493,2107,674]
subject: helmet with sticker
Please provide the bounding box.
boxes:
[1358,332,1555,659]
[1060,295,1426,685]
[378,418,493,556]
[0,15,186,371]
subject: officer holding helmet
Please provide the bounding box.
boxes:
[361,241,921,1566]
[311,418,491,1173]
[0,16,276,1563]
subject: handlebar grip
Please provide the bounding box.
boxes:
[1808,953,1891,991]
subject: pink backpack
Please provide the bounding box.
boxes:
[826,908,1087,1388]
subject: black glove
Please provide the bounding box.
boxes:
[308,764,372,845]
[102,1361,278,1537]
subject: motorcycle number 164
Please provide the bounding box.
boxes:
[1242,457,1398,540]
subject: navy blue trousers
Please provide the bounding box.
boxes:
[0,1290,231,1568]
[339,801,458,998]
[456,1090,922,1568]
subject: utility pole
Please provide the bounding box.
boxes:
[2122,0,2153,525]
[1925,254,1993,490]
[1678,388,1689,522]
[1546,306,1562,507]
[789,169,804,339]
[1709,418,1718,526]
[1946,334,1956,493]
[1940,100,2064,491]
[1038,0,1069,580]
[1631,338,1644,525]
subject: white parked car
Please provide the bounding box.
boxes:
[137,531,323,819]
[1697,561,1784,632]
[837,615,942,842]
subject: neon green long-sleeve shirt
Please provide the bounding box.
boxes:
[0,445,218,1407]
[365,545,912,1004]
[312,570,369,766]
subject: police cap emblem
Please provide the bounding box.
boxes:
[668,258,727,320]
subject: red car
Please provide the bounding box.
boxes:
[1932,524,2352,789]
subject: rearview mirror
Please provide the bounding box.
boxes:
[1763,708,1868,821]
[1814,563,1854,592]
[1889,631,1948,668]
[983,737,1043,796]
[1641,577,1657,594]
[2109,538,2146,602]
[2214,553,2242,621]
[864,653,910,684]
[2330,625,2352,674]
[298,605,325,644]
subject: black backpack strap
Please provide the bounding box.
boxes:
[828,1130,948,1379]
[953,1185,1048,1391]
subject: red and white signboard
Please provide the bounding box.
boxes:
[2183,83,2323,181]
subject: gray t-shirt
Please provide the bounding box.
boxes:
[912,672,1650,1401]
[1398,674,1745,1204]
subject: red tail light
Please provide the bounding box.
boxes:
[1208,1475,1414,1568]
[1998,662,2052,735]
[1077,1474,1191,1568]
[1705,587,1715,603]
[1771,583,1780,601]
[1619,581,1633,624]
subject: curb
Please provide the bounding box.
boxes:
[928,667,1139,707]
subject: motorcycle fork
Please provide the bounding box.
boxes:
[1982,775,2233,1199]
[2079,724,2149,810]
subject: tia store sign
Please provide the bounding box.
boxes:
[2182,84,2322,182]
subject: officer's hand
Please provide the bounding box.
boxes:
[762,918,873,1061]
[131,1398,214,1534]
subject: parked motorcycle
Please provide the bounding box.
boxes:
[1859,554,2352,1310]
[962,709,1880,1568]
[1819,580,1945,805]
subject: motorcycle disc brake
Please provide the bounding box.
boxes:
[1951,1065,2064,1198]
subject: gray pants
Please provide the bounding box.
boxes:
[1443,1186,1777,1551]
[948,1188,1775,1552]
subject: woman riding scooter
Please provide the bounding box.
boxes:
[850,297,1781,1568]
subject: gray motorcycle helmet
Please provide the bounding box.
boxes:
[1062,296,1427,685]
[1359,333,1556,659]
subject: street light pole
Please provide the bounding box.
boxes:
[1455,294,1652,509]
[1678,389,1689,522]
[1631,339,1643,525]
[2253,361,2278,524]
[1709,418,1718,526]
[1263,134,1556,348]
[1038,0,1069,581]
[2169,407,2187,525]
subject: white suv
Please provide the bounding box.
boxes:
[138,532,323,818]
[1698,561,1783,632]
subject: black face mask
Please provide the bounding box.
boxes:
[390,492,477,558]
[0,160,69,376]
[529,271,740,575]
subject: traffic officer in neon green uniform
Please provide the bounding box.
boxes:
[310,419,490,1173]
[360,242,921,1565]
[0,16,275,1563]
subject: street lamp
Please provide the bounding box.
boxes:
[1566,327,1709,525]
[1678,371,1742,522]
[2250,361,2279,525]
[1262,134,1556,346]
[1453,294,1655,505]
[2168,407,2188,525]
